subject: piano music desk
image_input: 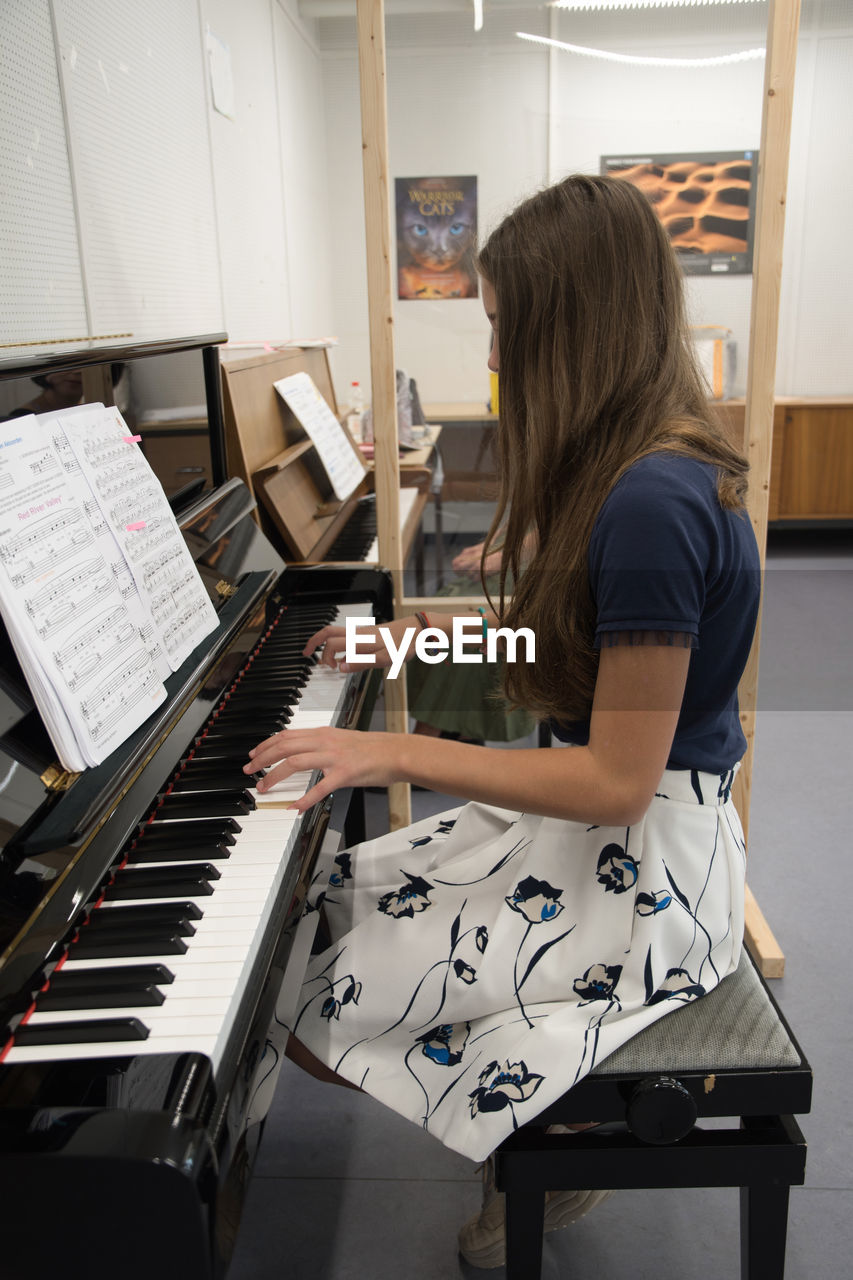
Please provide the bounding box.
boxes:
[221,349,440,590]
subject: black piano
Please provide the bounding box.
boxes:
[0,340,392,1279]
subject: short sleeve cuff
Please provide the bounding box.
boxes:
[594,627,698,651]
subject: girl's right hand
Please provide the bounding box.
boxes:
[303,615,427,672]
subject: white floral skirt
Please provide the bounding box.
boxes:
[290,766,746,1163]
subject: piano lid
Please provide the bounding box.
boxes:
[0,480,284,946]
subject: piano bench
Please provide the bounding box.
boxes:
[494,950,812,1279]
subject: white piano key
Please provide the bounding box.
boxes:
[28,996,233,1024]
[59,958,246,982]
[363,486,419,563]
[4,1037,220,1065]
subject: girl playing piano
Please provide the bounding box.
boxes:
[245,173,760,1268]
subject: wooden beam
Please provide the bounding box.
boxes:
[735,0,802,977]
[81,364,114,406]
[744,885,785,979]
[356,0,410,828]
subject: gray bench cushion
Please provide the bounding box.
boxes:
[592,951,802,1076]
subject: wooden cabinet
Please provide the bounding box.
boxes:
[715,397,853,522]
[428,397,853,524]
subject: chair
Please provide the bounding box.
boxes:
[495,950,812,1278]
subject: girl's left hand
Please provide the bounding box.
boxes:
[244,727,399,813]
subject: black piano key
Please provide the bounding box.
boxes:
[174,758,264,777]
[77,916,197,941]
[168,773,262,794]
[143,818,240,837]
[83,903,203,927]
[189,742,258,757]
[112,863,221,887]
[215,694,294,712]
[237,667,309,683]
[13,1017,150,1046]
[214,706,292,725]
[236,666,310,682]
[126,841,233,863]
[37,984,166,1012]
[197,731,278,749]
[47,964,175,992]
[80,926,194,947]
[70,932,190,960]
[155,789,256,818]
[103,875,218,901]
[209,711,289,731]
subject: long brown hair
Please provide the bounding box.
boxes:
[476,174,749,725]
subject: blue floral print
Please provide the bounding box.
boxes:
[505,874,564,922]
[378,872,434,918]
[573,963,623,1003]
[291,769,746,1163]
[469,1059,544,1123]
[327,852,352,890]
[636,889,673,915]
[596,843,639,894]
[417,1022,470,1067]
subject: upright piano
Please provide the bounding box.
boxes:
[0,342,392,1279]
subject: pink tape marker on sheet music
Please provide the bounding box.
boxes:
[126,521,146,531]
[123,434,142,443]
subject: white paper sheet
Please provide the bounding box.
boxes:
[55,405,219,671]
[273,371,365,502]
[0,416,166,770]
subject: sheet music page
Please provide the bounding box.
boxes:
[0,415,167,770]
[56,405,219,671]
[39,403,170,683]
[273,371,365,502]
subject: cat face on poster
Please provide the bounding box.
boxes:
[399,199,476,271]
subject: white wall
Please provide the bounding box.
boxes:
[0,0,336,416]
[321,38,550,406]
[2,1,850,414]
[318,0,853,404]
[132,0,336,410]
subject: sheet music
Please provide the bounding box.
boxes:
[273,371,365,502]
[0,416,167,770]
[39,403,170,683]
[55,405,218,671]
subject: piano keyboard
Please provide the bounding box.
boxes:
[325,488,419,563]
[2,602,373,1070]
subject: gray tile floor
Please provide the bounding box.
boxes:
[228,526,853,1279]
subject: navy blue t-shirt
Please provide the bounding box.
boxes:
[552,453,761,771]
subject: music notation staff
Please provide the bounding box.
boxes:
[0,416,168,768]
[60,404,218,671]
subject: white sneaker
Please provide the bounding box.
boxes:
[457,1153,614,1269]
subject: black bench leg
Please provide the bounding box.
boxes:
[740,1183,790,1280]
[505,1187,545,1280]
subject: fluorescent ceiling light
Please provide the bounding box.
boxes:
[473,0,483,30]
[549,1,761,10]
[517,31,766,67]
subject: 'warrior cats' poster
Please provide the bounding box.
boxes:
[395,176,478,300]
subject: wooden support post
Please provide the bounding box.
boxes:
[736,0,802,977]
[356,0,410,828]
[81,363,114,407]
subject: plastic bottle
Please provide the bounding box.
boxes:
[347,380,366,440]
